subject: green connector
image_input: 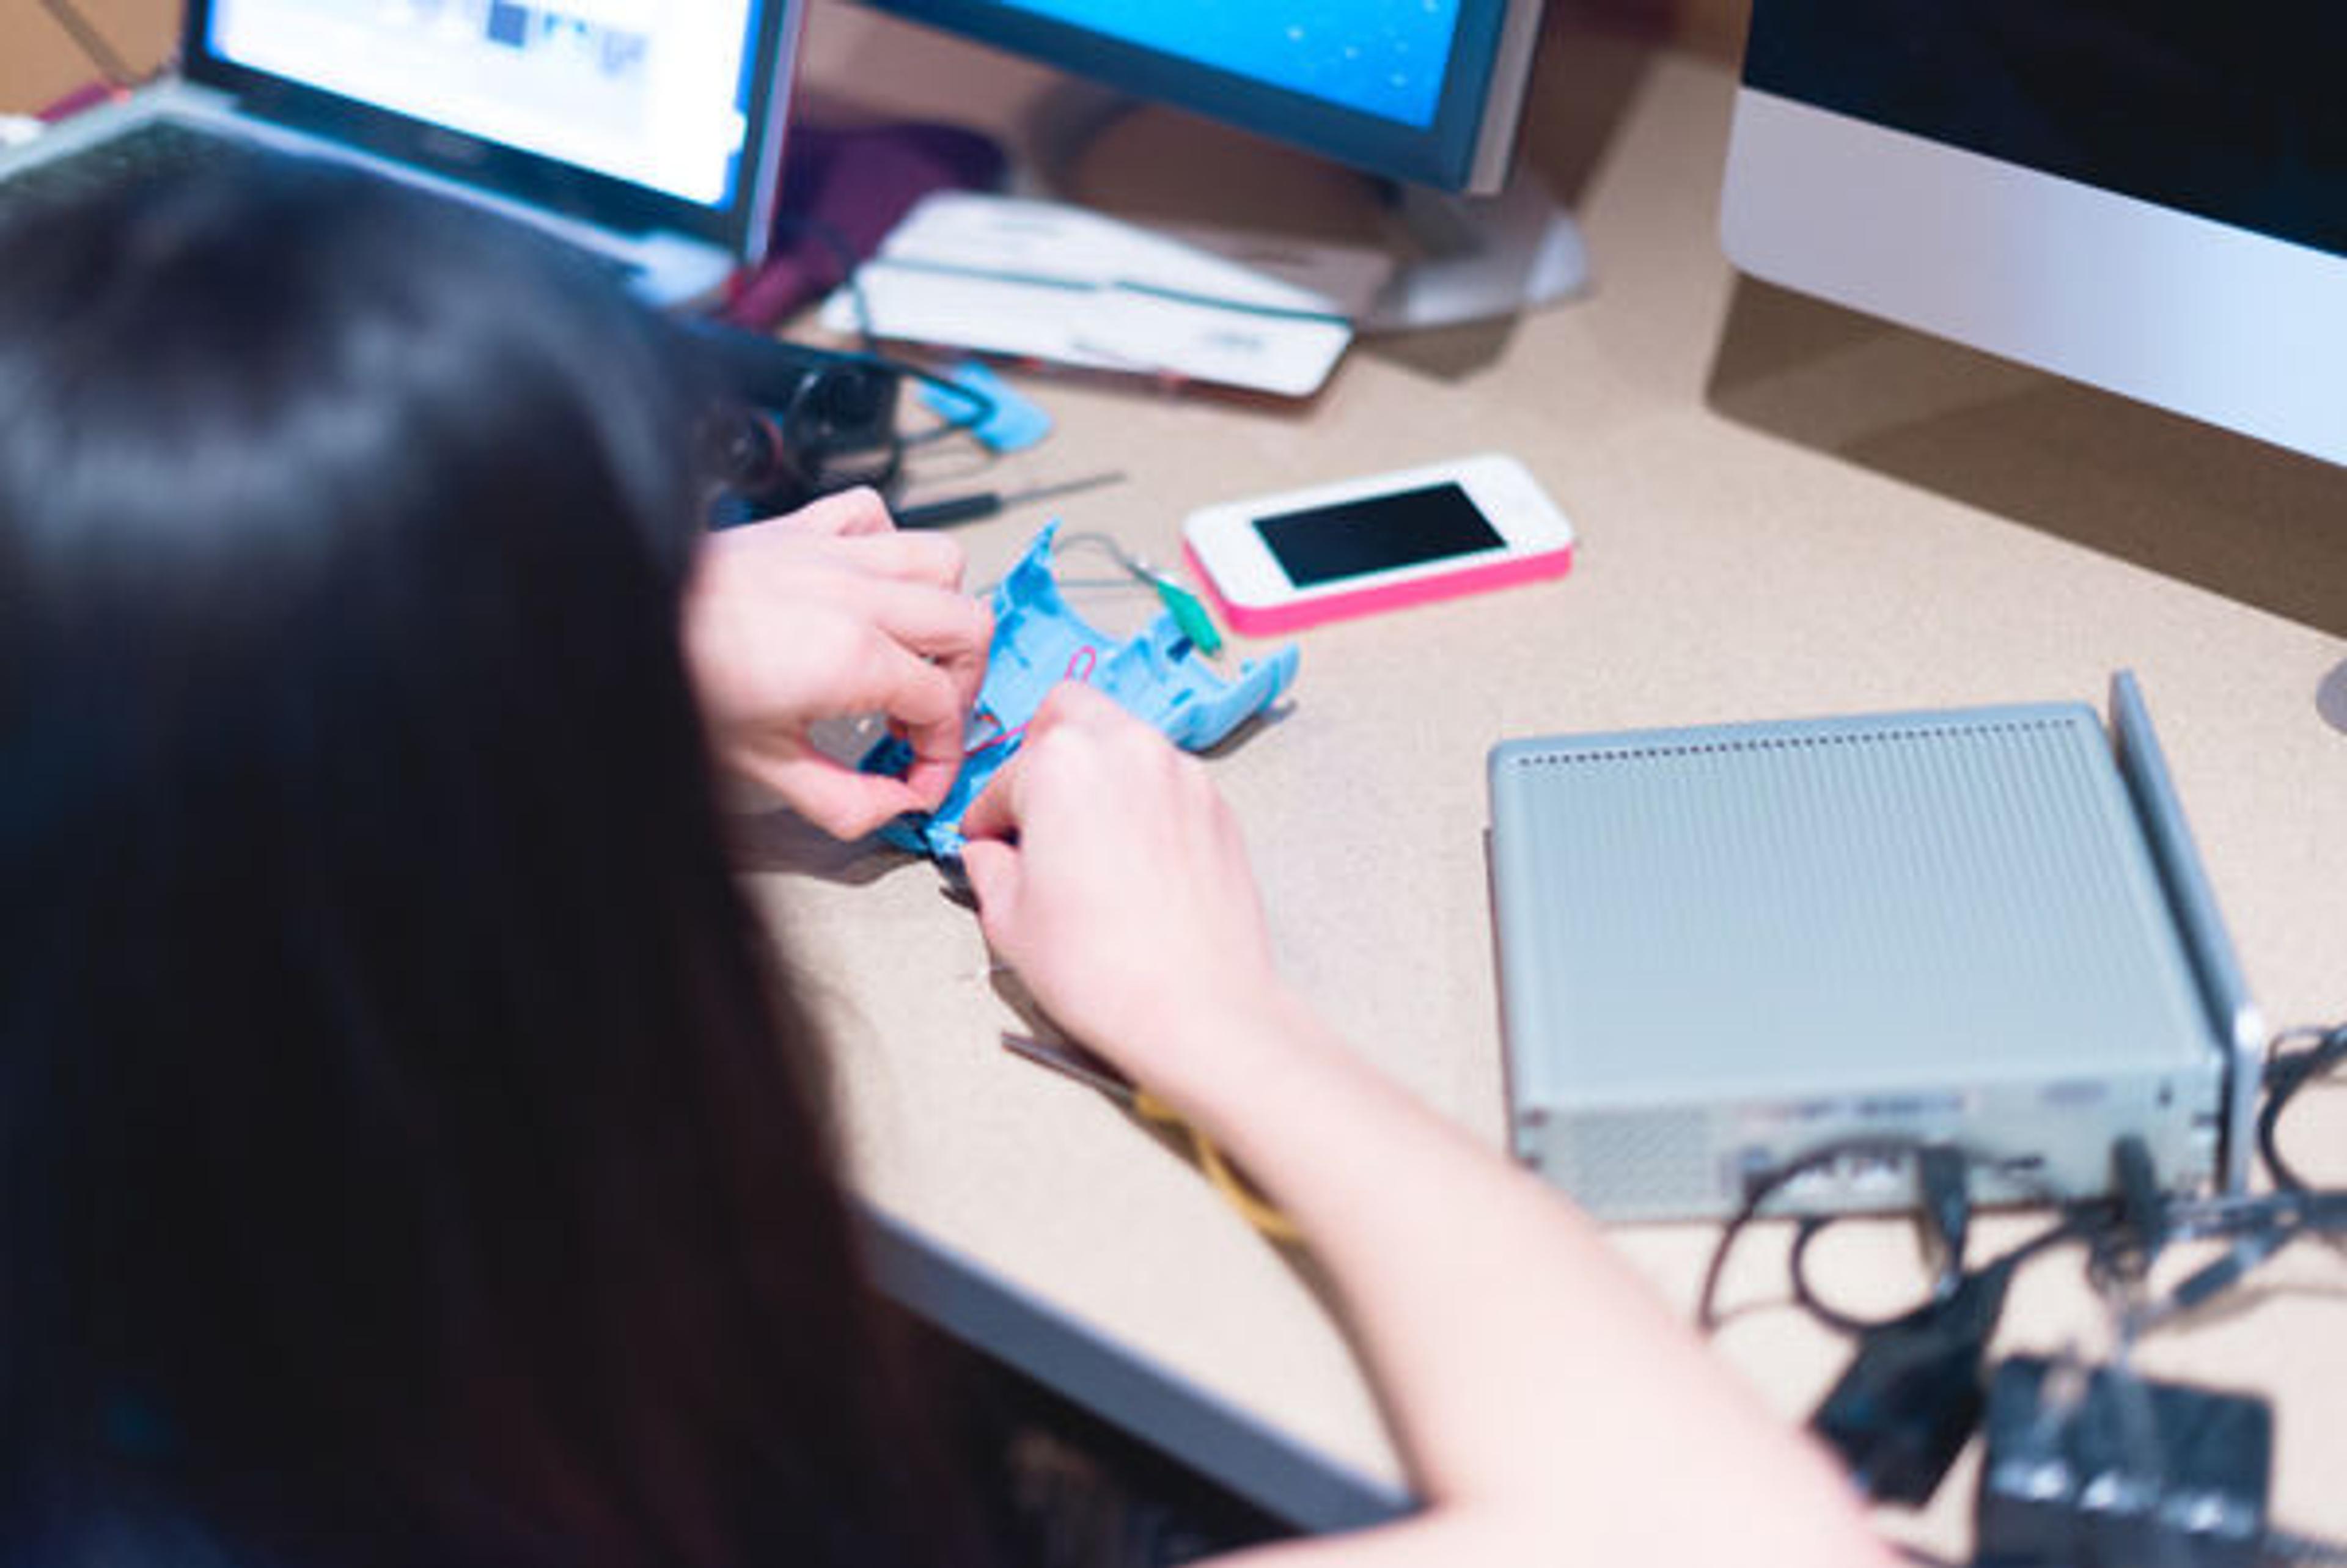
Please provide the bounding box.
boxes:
[1151,576,1225,656]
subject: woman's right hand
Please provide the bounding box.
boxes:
[957,683,1300,1101]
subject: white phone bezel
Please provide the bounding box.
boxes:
[1180,452,1573,613]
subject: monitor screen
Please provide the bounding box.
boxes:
[1722,0,2347,468]
[987,0,1463,128]
[1745,4,2347,265]
[862,0,1543,193]
[203,0,766,207]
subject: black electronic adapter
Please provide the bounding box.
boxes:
[1974,1355,2271,1568]
[1812,1264,2009,1506]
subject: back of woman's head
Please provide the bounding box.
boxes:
[0,162,955,1567]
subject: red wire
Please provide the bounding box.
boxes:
[963,647,1097,757]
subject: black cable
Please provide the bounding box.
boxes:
[1717,1041,2347,1556]
[1699,1137,1949,1333]
[1736,1072,2347,1348]
[696,222,999,504]
[1699,1135,2065,1335]
[1700,1136,1893,1333]
[1788,1215,1922,1338]
[1785,1145,2008,1336]
[1787,1204,2104,1340]
[770,213,880,351]
[2257,1024,2347,1193]
[2122,1187,2347,1336]
[889,354,998,448]
[738,344,996,507]
[1710,1025,2346,1340]
[35,0,133,87]
[760,219,999,449]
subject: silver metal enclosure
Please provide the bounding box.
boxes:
[1487,678,2253,1222]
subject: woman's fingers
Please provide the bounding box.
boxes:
[765,485,895,539]
[959,753,1023,844]
[768,499,968,590]
[749,752,928,840]
[848,576,993,717]
[854,636,973,810]
[956,837,1021,926]
[961,684,1133,843]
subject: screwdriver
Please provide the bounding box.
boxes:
[897,469,1125,529]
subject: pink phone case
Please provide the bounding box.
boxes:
[1183,539,1574,636]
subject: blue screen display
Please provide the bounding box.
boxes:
[995,0,1463,127]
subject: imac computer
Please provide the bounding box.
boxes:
[1722,2,2347,470]
[857,0,1581,329]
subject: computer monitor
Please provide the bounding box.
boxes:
[858,0,1581,328]
[185,0,799,274]
[862,0,1539,193]
[1722,2,2347,470]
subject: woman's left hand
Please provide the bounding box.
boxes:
[685,488,991,839]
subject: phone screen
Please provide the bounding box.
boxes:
[1254,482,1505,588]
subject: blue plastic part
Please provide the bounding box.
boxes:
[921,359,1053,453]
[862,524,1299,856]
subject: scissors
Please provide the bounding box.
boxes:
[1002,1032,1302,1245]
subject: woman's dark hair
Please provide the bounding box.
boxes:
[0,161,968,1566]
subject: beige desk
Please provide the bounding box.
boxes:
[0,0,174,114]
[764,4,2347,1553]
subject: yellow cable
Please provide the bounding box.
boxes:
[1132,1091,1304,1245]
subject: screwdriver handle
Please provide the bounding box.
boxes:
[898,491,1001,529]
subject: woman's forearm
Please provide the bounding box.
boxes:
[1166,995,1893,1567]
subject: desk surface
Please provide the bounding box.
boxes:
[768,4,2347,1553]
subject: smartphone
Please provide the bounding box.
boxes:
[1181,453,1574,635]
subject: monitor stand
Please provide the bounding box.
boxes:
[2320,661,2347,738]
[1361,174,1590,332]
[1021,81,1589,334]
